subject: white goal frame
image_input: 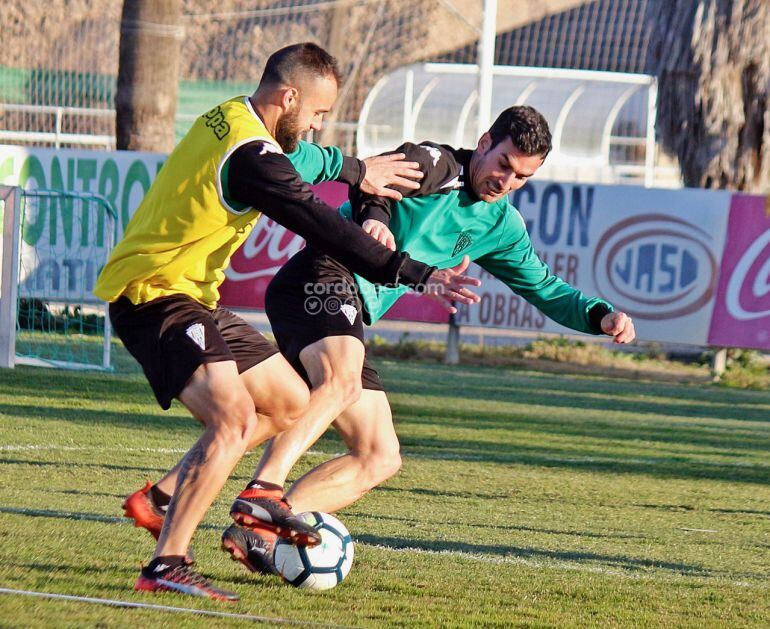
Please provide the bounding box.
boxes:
[0,185,115,371]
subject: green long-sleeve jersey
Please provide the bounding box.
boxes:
[346,142,613,332]
[227,138,611,333]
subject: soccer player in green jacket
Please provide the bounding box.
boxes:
[129,104,635,576]
[255,105,635,566]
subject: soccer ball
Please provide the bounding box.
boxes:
[273,511,354,590]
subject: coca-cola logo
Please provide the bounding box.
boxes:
[593,214,717,320]
[725,228,770,321]
[225,219,305,282]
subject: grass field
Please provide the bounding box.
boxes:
[0,354,768,626]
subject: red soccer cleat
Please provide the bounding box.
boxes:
[135,563,239,601]
[230,486,321,547]
[221,523,278,575]
[122,481,164,540]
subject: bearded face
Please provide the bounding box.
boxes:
[274,104,303,153]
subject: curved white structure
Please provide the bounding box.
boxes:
[356,63,679,187]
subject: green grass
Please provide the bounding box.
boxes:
[0,356,768,626]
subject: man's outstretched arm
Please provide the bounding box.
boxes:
[226,141,479,306]
[286,140,422,200]
[477,210,635,343]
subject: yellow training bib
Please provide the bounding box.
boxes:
[94,96,280,309]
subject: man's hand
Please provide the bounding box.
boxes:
[362,219,396,251]
[423,256,482,314]
[601,311,636,344]
[361,153,423,201]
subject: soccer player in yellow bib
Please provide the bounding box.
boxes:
[96,43,480,601]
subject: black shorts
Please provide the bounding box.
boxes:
[265,247,383,391]
[109,295,279,410]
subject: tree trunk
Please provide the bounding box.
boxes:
[116,0,183,152]
[648,0,770,192]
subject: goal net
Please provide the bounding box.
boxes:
[0,186,116,371]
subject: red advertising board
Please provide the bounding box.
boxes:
[708,195,770,350]
[218,181,448,323]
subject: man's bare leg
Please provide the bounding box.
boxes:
[251,335,365,487]
[285,389,399,513]
[150,354,309,498]
[152,360,267,558]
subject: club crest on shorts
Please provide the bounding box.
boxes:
[340,304,358,325]
[186,323,206,350]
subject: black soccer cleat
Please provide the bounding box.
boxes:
[135,562,239,601]
[230,487,321,547]
[221,523,278,575]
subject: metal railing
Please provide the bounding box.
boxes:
[0,102,392,156]
[0,103,115,149]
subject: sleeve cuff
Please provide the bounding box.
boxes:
[339,156,365,187]
[588,302,613,334]
[359,206,391,226]
[393,254,435,289]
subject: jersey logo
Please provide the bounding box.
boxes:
[258,142,280,155]
[422,145,442,166]
[186,323,206,351]
[440,175,461,190]
[340,303,358,325]
[452,231,473,256]
[203,105,231,140]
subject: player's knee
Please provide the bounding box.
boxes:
[264,379,310,430]
[210,392,259,449]
[377,449,402,483]
[336,372,362,408]
[362,447,402,488]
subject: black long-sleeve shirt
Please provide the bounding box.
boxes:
[227,141,435,288]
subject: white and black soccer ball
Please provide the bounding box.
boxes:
[273,511,354,590]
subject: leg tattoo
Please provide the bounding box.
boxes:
[164,441,208,528]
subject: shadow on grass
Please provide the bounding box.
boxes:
[2,362,767,487]
[373,485,511,500]
[394,406,770,455]
[392,382,770,424]
[382,363,770,420]
[355,533,728,579]
[0,457,172,476]
[395,436,770,484]
[10,560,138,578]
[58,489,129,499]
[0,506,225,533]
[0,403,191,433]
[707,507,770,517]
[0,367,150,404]
[636,504,770,518]
[0,506,127,525]
[347,510,646,540]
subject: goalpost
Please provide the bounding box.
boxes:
[0,186,116,371]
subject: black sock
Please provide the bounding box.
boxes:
[246,479,283,492]
[142,555,187,578]
[149,485,171,512]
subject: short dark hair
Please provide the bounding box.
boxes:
[260,42,342,88]
[488,106,552,158]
